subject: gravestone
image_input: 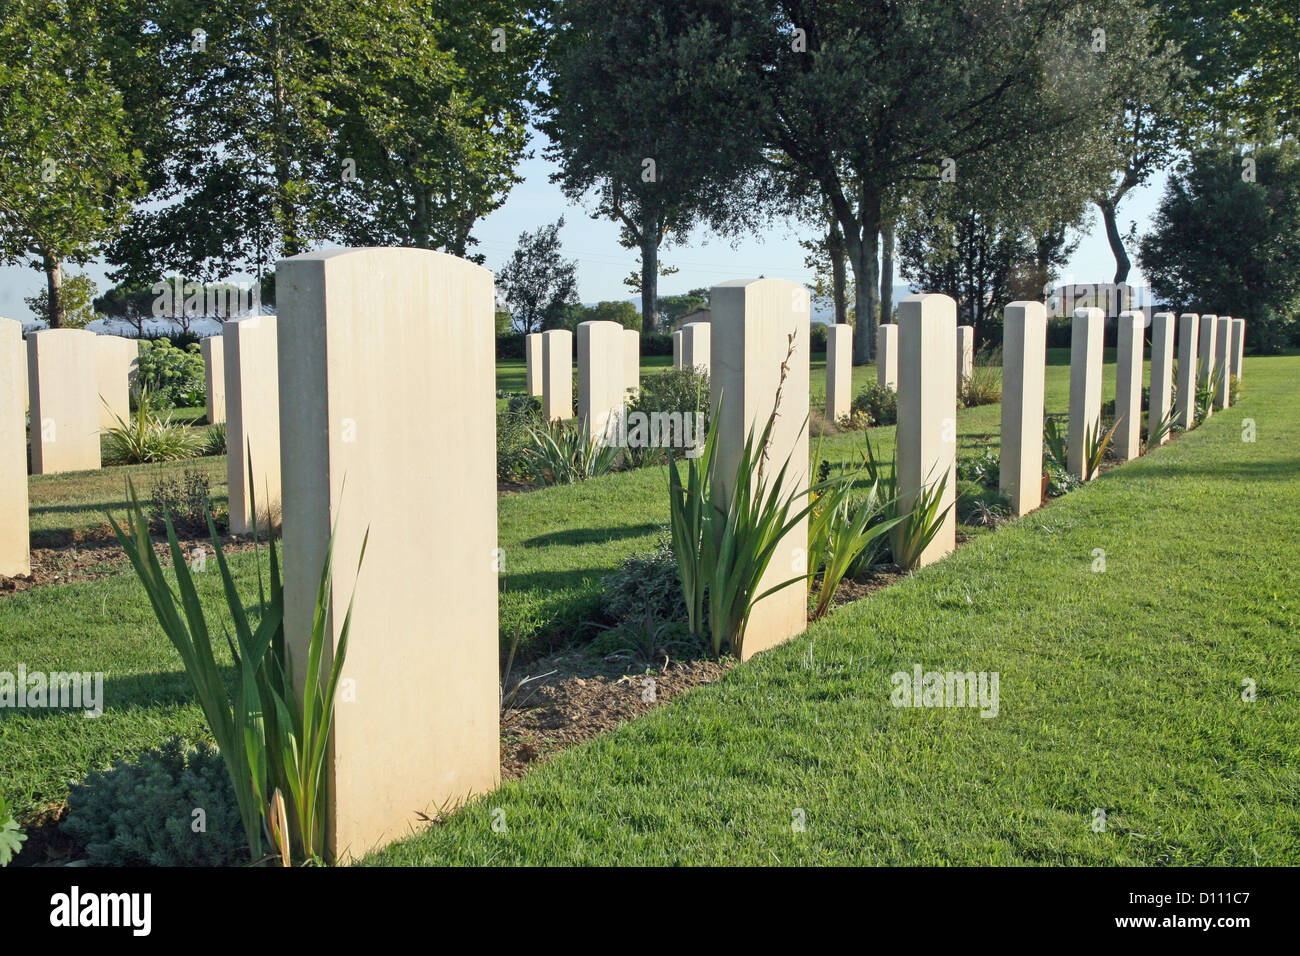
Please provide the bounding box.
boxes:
[525,332,543,396]
[276,247,499,862]
[1148,312,1175,446]
[577,320,625,440]
[624,328,640,398]
[96,336,137,429]
[1231,318,1245,383]
[825,324,852,422]
[897,294,958,565]
[1174,313,1199,430]
[201,336,226,424]
[224,316,281,535]
[1197,313,1218,418]
[28,329,100,475]
[877,324,898,389]
[1215,315,1232,408]
[672,330,683,369]
[1067,308,1104,480]
[956,325,974,391]
[709,278,809,660]
[541,329,573,421]
[0,318,28,576]
[681,321,711,376]
[999,301,1047,516]
[1113,311,1144,461]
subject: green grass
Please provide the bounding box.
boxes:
[365,354,1298,865]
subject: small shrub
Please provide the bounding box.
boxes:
[62,737,248,867]
[524,419,619,485]
[136,338,205,408]
[0,793,25,866]
[104,391,203,464]
[959,363,1002,408]
[957,448,1000,485]
[851,384,898,426]
[1045,459,1080,496]
[601,535,695,628]
[497,394,542,481]
[836,410,871,431]
[149,467,220,534]
[956,480,1010,526]
[625,366,710,466]
[202,422,227,456]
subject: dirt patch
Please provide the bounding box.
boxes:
[11,803,80,867]
[0,534,260,596]
[500,650,734,780]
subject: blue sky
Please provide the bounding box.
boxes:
[0,130,1170,322]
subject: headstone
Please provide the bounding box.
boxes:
[1230,318,1245,383]
[577,320,624,440]
[1148,312,1175,446]
[541,329,573,421]
[1174,313,1199,430]
[709,278,809,660]
[624,328,640,398]
[877,324,898,389]
[276,247,499,862]
[1197,313,1218,418]
[1067,308,1104,480]
[1,319,29,576]
[201,336,226,424]
[680,321,711,376]
[28,329,100,475]
[825,324,852,422]
[224,316,281,535]
[956,325,974,392]
[672,330,683,369]
[524,332,543,397]
[897,293,958,565]
[999,301,1047,516]
[1113,310,1144,461]
[1215,315,1232,408]
[96,336,136,429]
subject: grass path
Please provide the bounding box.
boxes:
[367,355,1299,865]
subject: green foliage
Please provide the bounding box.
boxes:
[110,473,364,864]
[957,448,1001,486]
[62,737,246,867]
[1043,415,1069,471]
[956,480,1010,527]
[959,363,1003,408]
[24,272,99,329]
[625,366,710,466]
[103,389,202,464]
[0,793,24,866]
[567,300,641,331]
[1139,144,1300,352]
[497,394,543,481]
[601,535,691,629]
[148,466,219,535]
[135,338,205,408]
[203,422,228,456]
[497,218,579,333]
[524,419,619,486]
[851,384,898,427]
[807,477,900,620]
[668,401,816,658]
[860,433,954,572]
[1045,459,1081,497]
[1083,416,1124,481]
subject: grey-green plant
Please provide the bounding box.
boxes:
[524,419,619,485]
[103,387,203,464]
[1083,415,1124,481]
[809,481,900,620]
[860,433,954,572]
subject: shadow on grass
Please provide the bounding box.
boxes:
[1128,457,1300,483]
[522,523,663,548]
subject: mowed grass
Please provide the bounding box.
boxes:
[366,354,1300,866]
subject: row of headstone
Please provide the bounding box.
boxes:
[523,326,641,426]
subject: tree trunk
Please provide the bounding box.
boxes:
[44,252,65,328]
[845,188,882,365]
[1098,196,1130,286]
[639,223,658,334]
[879,218,895,325]
[413,183,431,249]
[829,219,848,325]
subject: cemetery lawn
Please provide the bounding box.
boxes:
[369,355,1300,866]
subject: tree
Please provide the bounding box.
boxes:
[0,0,142,327]
[1139,144,1300,352]
[566,300,641,332]
[801,218,853,325]
[657,288,709,328]
[542,0,767,334]
[718,0,1131,363]
[25,272,99,330]
[94,278,157,336]
[497,218,579,333]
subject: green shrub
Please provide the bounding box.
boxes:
[149,466,221,534]
[136,338,206,408]
[497,394,542,480]
[956,480,1010,525]
[957,448,1000,486]
[524,418,620,485]
[104,391,203,464]
[1045,459,1080,496]
[601,534,694,628]
[851,384,898,426]
[625,366,710,466]
[62,737,248,867]
[202,421,227,456]
[959,363,1002,408]
[0,793,25,866]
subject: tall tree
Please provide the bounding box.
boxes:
[542,0,767,334]
[720,0,1128,363]
[496,218,578,333]
[0,0,142,326]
